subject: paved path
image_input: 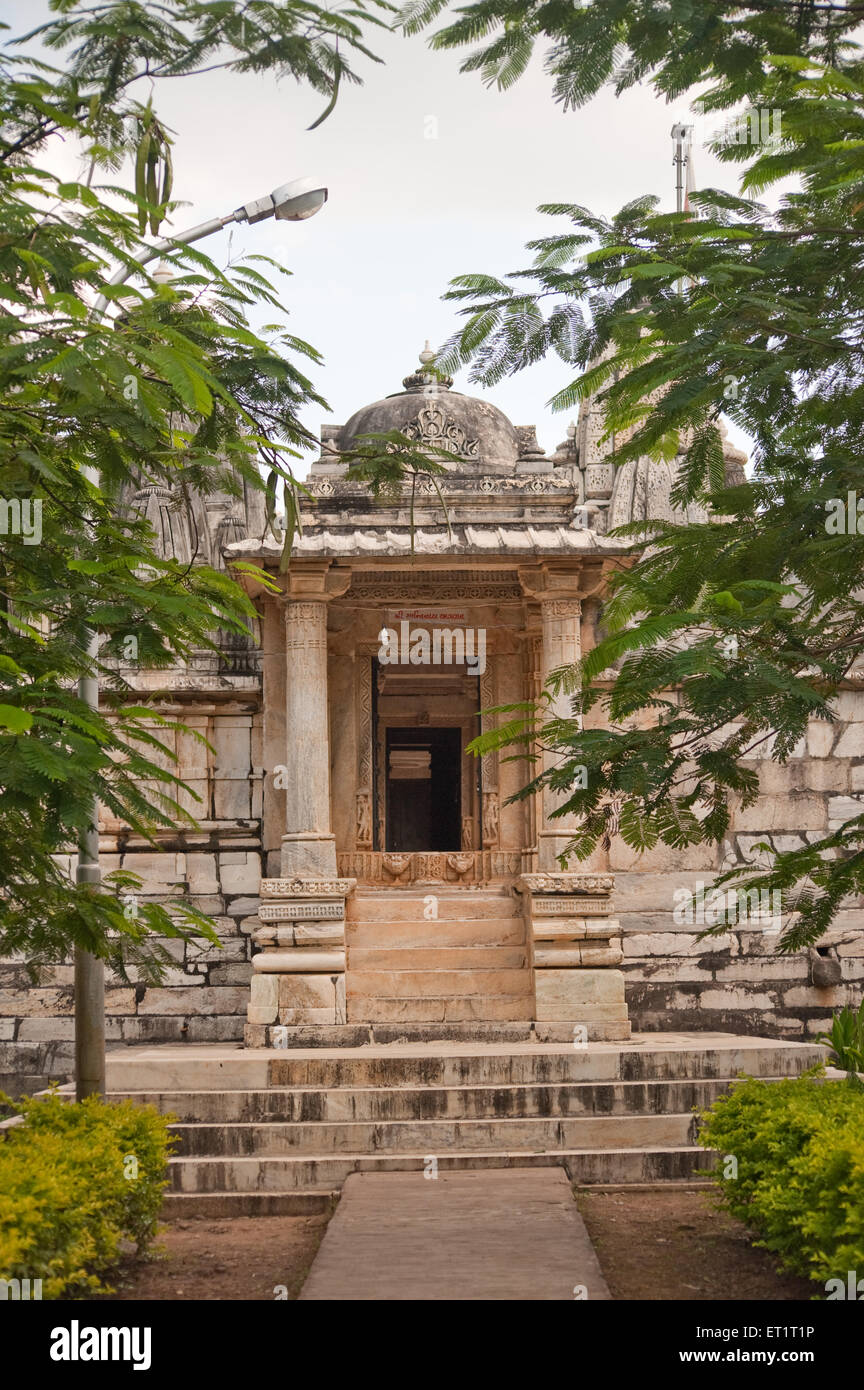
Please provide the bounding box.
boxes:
[298,1167,611,1301]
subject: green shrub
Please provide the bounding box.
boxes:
[699,1071,864,1286]
[0,1090,176,1298]
[816,1002,864,1075]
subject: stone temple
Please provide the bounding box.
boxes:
[4,347,863,1091]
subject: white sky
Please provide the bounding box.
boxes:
[9,3,752,474]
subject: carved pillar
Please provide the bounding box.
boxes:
[246,566,355,1045]
[355,658,373,850]
[480,661,500,848]
[281,599,336,878]
[538,597,583,872]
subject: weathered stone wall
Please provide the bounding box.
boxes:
[0,703,264,1096]
[611,691,864,1038]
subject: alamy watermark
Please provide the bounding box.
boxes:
[378,619,486,676]
[717,108,782,149]
[825,492,864,535]
[673,881,782,934]
[0,497,42,545]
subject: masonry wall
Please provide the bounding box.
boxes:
[0,700,265,1097]
[610,689,864,1039]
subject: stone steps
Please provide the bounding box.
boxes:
[347,892,520,923]
[346,890,533,1023]
[114,1077,740,1123]
[165,1146,716,1193]
[346,994,536,1023]
[348,946,528,970]
[168,1112,698,1156]
[347,918,526,948]
[102,1036,826,1213]
[105,1038,824,1091]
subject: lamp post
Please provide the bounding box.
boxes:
[74,177,328,1100]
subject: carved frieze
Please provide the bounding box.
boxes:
[336,850,522,884]
[533,897,614,916]
[518,872,614,895]
[258,901,346,921]
[260,876,356,898]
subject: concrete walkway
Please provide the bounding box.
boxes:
[299,1168,611,1301]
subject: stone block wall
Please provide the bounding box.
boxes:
[608,692,864,1038]
[0,701,265,1098]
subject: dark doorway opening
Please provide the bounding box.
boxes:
[385,726,461,852]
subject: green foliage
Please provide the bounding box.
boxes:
[0,1088,176,1298]
[0,1,389,972]
[401,0,861,111]
[816,1003,864,1076]
[340,429,454,552]
[432,10,864,949]
[699,1073,864,1285]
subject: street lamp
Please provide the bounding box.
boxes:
[75,177,327,1100]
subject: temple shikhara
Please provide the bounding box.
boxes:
[4,346,862,1092]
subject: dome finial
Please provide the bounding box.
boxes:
[402,338,452,393]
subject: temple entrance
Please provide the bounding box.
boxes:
[385,726,462,852]
[372,658,481,853]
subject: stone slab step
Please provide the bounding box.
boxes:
[345,996,536,1023]
[346,969,532,998]
[168,1146,715,1191]
[161,1190,338,1218]
[103,1038,827,1092]
[169,1112,698,1156]
[346,919,527,949]
[114,1078,740,1123]
[347,946,528,970]
[348,895,521,923]
[272,1042,824,1085]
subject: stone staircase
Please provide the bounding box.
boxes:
[345,888,534,1024]
[102,1034,826,1217]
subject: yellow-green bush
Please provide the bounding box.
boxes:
[0,1090,176,1298]
[699,1072,864,1286]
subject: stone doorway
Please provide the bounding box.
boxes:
[385,726,462,852]
[373,660,481,854]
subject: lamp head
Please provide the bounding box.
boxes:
[271,177,328,221]
[233,177,328,226]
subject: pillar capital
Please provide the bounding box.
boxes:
[276,561,352,604]
[518,560,610,605]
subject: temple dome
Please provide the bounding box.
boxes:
[312,343,544,478]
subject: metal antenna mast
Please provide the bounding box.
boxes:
[671,123,693,213]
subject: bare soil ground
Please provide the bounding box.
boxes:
[93,1186,814,1302]
[577,1186,814,1301]
[99,1213,331,1301]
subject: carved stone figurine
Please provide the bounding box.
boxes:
[356,792,372,847]
[482,792,500,845]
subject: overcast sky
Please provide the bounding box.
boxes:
[10,2,750,473]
